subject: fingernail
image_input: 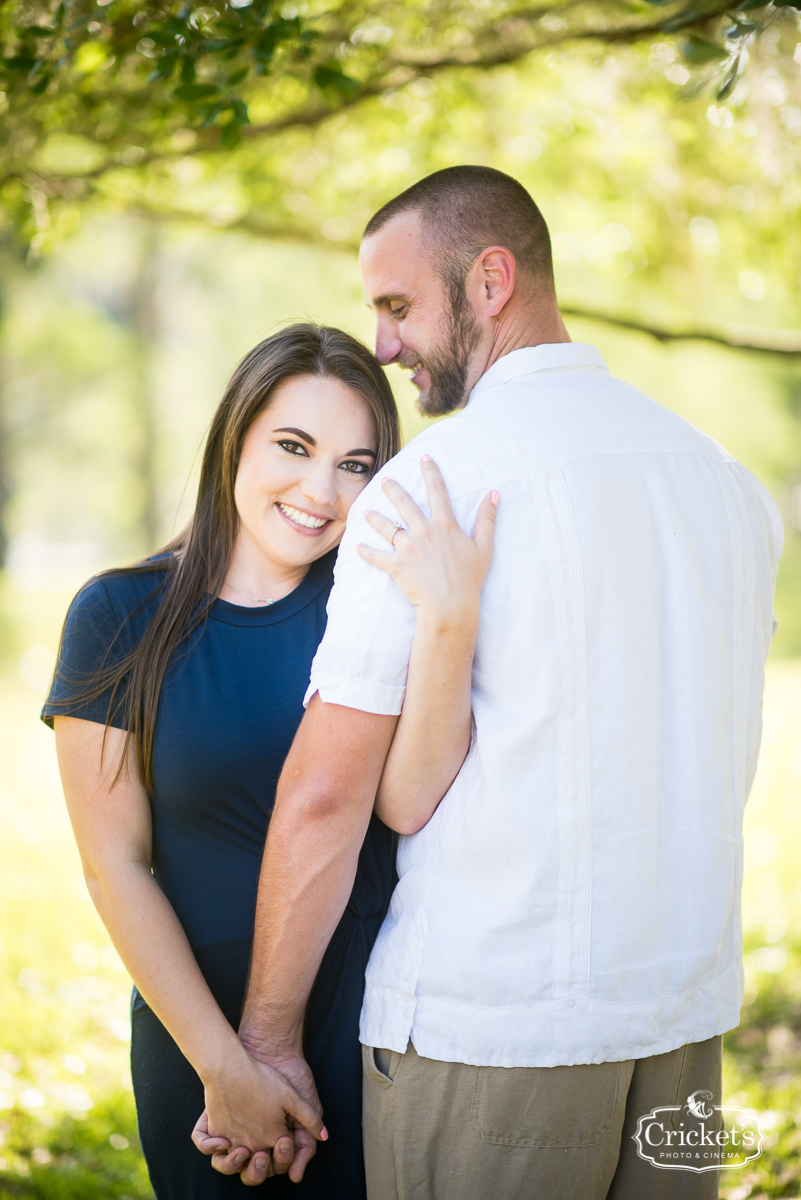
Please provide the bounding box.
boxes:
[234,1154,245,1167]
[320,1126,329,1141]
[491,490,499,505]
[421,454,432,462]
[254,1155,267,1170]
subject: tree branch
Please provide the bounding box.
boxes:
[130,202,801,360]
[561,306,801,358]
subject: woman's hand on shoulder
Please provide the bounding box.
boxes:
[356,456,498,633]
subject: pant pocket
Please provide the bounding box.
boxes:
[364,1044,394,1084]
[470,1060,624,1149]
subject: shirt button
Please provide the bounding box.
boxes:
[567,1000,576,1008]
[414,927,423,939]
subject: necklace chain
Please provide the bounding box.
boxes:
[224,579,276,606]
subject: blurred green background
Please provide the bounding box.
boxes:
[1,2,801,1197]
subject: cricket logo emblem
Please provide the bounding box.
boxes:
[632,1089,766,1173]
[686,1091,715,1121]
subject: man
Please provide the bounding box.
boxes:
[198,166,782,1197]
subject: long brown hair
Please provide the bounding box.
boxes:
[64,324,400,792]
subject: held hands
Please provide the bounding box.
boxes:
[191,1044,326,1186]
[357,456,498,630]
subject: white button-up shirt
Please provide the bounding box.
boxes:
[306,343,783,1067]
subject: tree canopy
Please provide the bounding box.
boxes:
[2,0,801,253]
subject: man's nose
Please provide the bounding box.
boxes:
[374,314,403,367]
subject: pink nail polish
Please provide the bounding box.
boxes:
[421,454,432,462]
[491,490,499,505]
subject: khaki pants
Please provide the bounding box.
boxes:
[363,1035,722,1200]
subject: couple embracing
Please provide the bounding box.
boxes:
[45,167,781,1200]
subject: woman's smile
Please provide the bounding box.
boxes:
[275,501,335,535]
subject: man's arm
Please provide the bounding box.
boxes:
[224,697,396,1177]
[242,696,397,1050]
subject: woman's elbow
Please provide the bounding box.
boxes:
[374,798,433,837]
[80,854,149,911]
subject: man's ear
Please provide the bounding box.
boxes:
[474,246,516,317]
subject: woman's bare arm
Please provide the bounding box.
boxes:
[356,457,497,835]
[53,716,323,1180]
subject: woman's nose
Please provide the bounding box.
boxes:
[300,463,339,510]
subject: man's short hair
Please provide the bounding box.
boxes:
[363,165,554,295]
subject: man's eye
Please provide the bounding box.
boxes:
[340,460,369,475]
[390,306,408,320]
[278,440,308,457]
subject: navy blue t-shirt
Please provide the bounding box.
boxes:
[43,551,337,948]
[43,551,394,1199]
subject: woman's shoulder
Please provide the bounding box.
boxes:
[64,558,171,644]
[43,558,173,730]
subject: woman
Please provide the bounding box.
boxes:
[43,325,495,1198]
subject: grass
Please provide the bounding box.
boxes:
[0,581,799,1199]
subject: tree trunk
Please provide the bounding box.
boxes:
[130,219,161,554]
[0,258,12,568]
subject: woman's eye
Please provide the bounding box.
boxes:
[340,460,369,475]
[277,440,308,457]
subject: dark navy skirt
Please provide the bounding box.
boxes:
[131,816,395,1200]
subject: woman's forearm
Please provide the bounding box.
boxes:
[375,607,479,835]
[87,860,245,1085]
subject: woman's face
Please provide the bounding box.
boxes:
[233,374,378,572]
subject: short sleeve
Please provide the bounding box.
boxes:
[42,576,139,730]
[304,460,425,716]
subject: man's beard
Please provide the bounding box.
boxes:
[416,275,482,417]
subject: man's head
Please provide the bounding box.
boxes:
[360,165,562,416]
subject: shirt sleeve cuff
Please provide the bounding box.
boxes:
[304,674,406,716]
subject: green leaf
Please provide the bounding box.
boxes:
[253,21,294,62]
[679,35,728,65]
[662,4,724,31]
[203,37,245,54]
[314,63,360,98]
[735,0,768,9]
[147,30,178,47]
[148,52,178,81]
[30,72,51,93]
[227,66,248,86]
[174,82,219,100]
[24,26,57,37]
[199,100,224,126]
[180,56,196,84]
[716,54,740,100]
[726,18,757,37]
[229,97,249,124]
[772,1,801,7]
[220,119,242,148]
[3,55,37,72]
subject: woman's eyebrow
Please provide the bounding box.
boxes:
[274,426,316,445]
[348,448,377,458]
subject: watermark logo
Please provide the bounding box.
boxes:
[632,1091,765,1173]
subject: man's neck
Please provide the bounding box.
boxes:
[484,299,571,375]
[461,299,571,405]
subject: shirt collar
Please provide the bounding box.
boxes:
[468,343,609,408]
